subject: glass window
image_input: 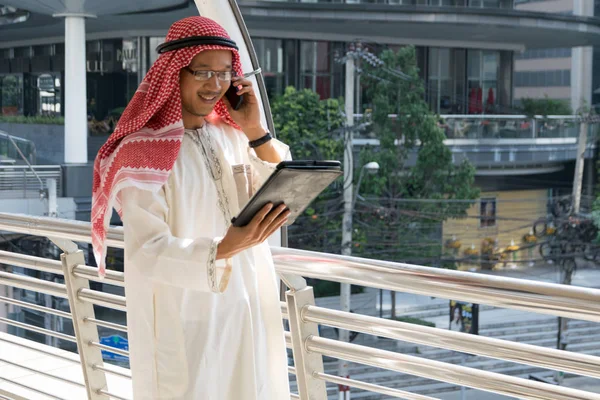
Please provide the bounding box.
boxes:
[35,73,61,117]
[480,198,496,228]
[149,37,165,66]
[428,48,452,114]
[254,38,285,99]
[300,40,335,99]
[427,48,466,114]
[469,0,500,7]
[33,45,52,57]
[0,74,24,115]
[467,50,498,114]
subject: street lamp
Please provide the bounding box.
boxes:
[339,160,379,400]
[353,161,380,207]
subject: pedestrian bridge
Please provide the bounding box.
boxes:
[0,212,600,400]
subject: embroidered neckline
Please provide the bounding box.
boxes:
[185,126,233,226]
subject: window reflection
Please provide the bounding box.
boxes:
[0,74,24,116]
[254,38,285,99]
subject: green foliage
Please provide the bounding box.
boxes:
[393,316,436,328]
[354,46,479,264]
[271,87,345,160]
[308,280,365,298]
[0,115,64,125]
[519,96,572,117]
[271,87,349,297]
[271,87,347,260]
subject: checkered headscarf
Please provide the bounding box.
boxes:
[91,16,243,277]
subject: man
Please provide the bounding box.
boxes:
[91,16,291,399]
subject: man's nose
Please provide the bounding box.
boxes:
[204,75,222,91]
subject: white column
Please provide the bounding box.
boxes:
[54,14,95,164]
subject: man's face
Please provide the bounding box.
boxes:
[180,49,233,118]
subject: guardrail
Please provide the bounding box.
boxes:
[0,165,62,199]
[1,212,600,399]
[353,114,595,141]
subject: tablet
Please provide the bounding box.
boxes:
[231,160,342,227]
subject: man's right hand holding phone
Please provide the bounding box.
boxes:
[216,203,290,260]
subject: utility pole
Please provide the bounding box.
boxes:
[571,121,588,216]
[555,117,587,383]
[339,42,355,400]
[556,2,593,381]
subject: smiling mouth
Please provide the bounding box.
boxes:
[199,94,218,102]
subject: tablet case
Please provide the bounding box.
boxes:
[231,160,342,227]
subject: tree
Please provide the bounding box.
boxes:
[271,87,346,255]
[519,96,572,117]
[354,46,480,266]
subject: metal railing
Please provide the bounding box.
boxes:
[354,114,592,141]
[0,165,62,199]
[0,212,600,399]
[250,0,512,9]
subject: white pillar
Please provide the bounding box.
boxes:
[54,13,95,164]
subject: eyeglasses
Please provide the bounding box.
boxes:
[184,67,234,82]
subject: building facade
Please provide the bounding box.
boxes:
[2,0,598,122]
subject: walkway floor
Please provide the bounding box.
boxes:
[0,332,131,400]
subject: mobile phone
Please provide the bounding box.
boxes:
[225,83,244,111]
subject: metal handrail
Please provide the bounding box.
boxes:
[78,288,126,312]
[0,270,67,298]
[3,213,600,321]
[303,305,600,379]
[306,337,600,400]
[0,295,71,319]
[313,372,436,400]
[271,247,600,322]
[0,317,77,343]
[354,113,583,120]
[2,212,600,400]
[0,250,63,275]
[0,212,124,248]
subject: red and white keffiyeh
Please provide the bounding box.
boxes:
[91,16,243,277]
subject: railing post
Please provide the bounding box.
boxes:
[287,286,327,400]
[60,249,109,400]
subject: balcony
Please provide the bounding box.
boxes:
[239,2,600,50]
[1,212,600,399]
[354,115,597,174]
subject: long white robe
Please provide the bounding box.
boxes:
[121,121,291,400]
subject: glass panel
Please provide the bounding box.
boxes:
[453,49,466,114]
[1,74,24,115]
[301,41,316,75]
[467,50,481,80]
[482,51,498,81]
[255,38,285,99]
[480,198,496,228]
[429,48,440,78]
[36,72,61,117]
[149,37,165,66]
[14,47,32,58]
[316,42,330,73]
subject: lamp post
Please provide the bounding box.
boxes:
[353,162,380,207]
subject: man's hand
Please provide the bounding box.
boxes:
[222,76,265,140]
[216,203,290,260]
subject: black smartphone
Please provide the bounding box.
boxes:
[225,83,244,111]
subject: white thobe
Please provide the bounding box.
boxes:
[121,121,291,400]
